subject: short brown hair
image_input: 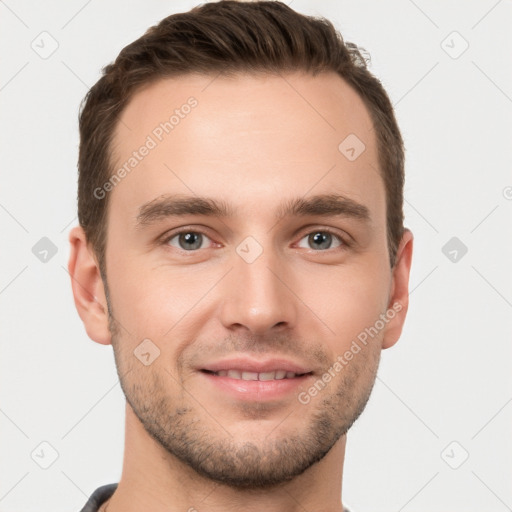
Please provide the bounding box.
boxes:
[77,0,405,273]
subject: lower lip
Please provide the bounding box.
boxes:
[199,371,312,401]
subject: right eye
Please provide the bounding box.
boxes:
[163,230,214,251]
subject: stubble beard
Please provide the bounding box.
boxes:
[108,317,381,490]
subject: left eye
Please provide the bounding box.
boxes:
[296,231,344,251]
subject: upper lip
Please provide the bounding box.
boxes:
[199,357,313,375]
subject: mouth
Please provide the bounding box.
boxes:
[201,369,312,381]
[197,358,314,401]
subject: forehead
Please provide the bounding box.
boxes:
[109,71,383,227]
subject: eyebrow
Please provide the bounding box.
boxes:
[136,193,371,227]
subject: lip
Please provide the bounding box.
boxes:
[200,371,312,401]
[199,357,312,375]
[197,357,314,401]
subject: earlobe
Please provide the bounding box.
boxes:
[382,228,414,350]
[68,226,112,345]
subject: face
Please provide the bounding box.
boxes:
[98,71,405,488]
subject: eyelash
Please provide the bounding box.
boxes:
[160,226,351,253]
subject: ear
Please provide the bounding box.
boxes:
[68,226,111,345]
[382,228,414,350]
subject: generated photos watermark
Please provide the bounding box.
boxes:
[297,301,403,405]
[93,96,198,200]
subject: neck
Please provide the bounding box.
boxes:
[107,404,347,512]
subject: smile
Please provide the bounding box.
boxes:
[202,369,310,380]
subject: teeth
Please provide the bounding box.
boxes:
[212,369,302,380]
[241,371,259,381]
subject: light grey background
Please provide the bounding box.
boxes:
[1,1,511,511]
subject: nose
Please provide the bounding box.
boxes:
[218,243,299,336]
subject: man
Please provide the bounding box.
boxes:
[68,1,413,511]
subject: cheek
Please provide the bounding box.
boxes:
[106,252,215,343]
[311,260,391,350]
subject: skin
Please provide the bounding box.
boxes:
[69,71,413,512]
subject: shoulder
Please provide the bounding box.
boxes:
[78,483,118,512]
